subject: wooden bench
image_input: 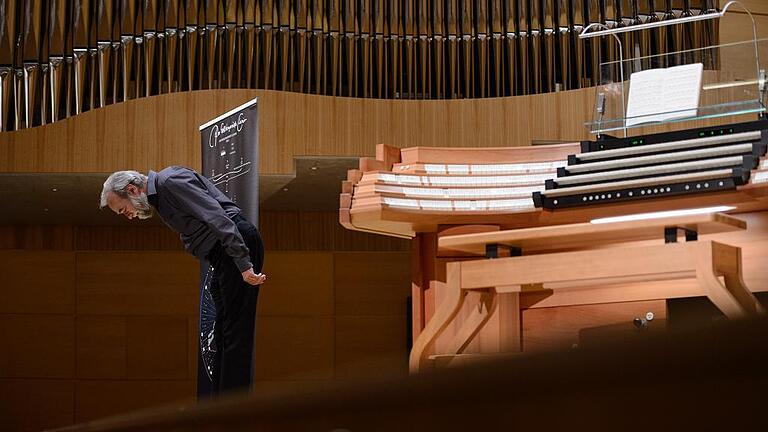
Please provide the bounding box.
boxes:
[409,212,765,372]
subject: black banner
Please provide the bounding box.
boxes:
[200,98,260,223]
[196,98,259,398]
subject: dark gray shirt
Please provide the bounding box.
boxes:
[147,166,252,272]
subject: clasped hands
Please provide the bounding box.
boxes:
[241,268,267,285]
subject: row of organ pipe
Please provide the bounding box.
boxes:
[0,0,720,131]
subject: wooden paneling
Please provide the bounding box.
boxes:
[258,252,334,316]
[400,142,581,164]
[521,301,668,353]
[0,226,74,250]
[74,226,183,251]
[77,316,191,380]
[718,13,768,83]
[334,316,408,380]
[718,0,768,100]
[334,252,411,316]
[259,211,409,251]
[253,316,335,381]
[75,380,195,423]
[0,315,75,378]
[126,317,190,379]
[0,216,408,253]
[0,379,74,431]
[0,251,76,314]
[721,0,768,15]
[0,89,598,175]
[76,316,128,379]
[259,211,335,250]
[76,252,199,315]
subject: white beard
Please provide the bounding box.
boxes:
[129,192,154,219]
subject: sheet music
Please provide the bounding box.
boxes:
[625,63,704,127]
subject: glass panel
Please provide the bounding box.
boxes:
[586,37,766,134]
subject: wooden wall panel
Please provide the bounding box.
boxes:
[258,252,334,316]
[259,211,409,251]
[74,226,183,251]
[253,316,335,381]
[2,86,752,176]
[76,316,129,379]
[0,88,600,175]
[334,316,408,380]
[334,252,411,316]
[721,0,768,15]
[0,379,74,431]
[77,316,192,380]
[75,380,195,423]
[0,226,74,250]
[259,211,334,250]
[0,217,409,253]
[718,13,768,86]
[76,252,199,315]
[125,317,191,379]
[0,251,76,314]
[0,315,75,378]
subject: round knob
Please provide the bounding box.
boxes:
[645,312,655,321]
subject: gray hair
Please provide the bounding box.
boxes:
[100,170,148,209]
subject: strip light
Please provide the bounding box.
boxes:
[590,206,736,224]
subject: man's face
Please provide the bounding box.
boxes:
[106,185,153,220]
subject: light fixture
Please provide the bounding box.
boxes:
[51,187,58,192]
[590,206,736,224]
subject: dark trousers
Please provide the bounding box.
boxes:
[206,214,264,394]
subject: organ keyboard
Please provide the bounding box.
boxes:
[342,121,768,238]
[534,119,768,209]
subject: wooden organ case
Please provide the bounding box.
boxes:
[340,119,768,372]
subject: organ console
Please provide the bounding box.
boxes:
[340,119,768,371]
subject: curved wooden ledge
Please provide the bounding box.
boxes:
[0,87,603,174]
